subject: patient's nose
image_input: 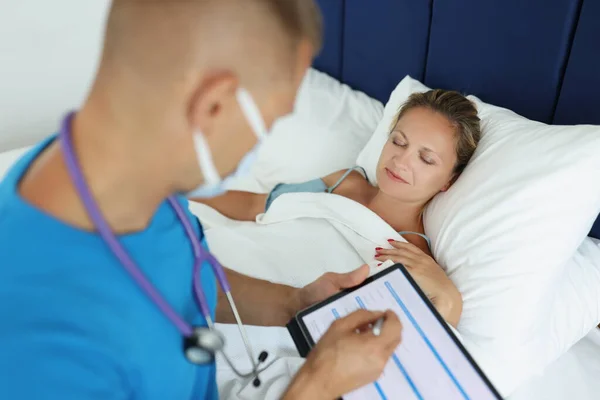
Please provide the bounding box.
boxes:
[393,151,413,171]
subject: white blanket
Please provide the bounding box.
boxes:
[202,192,409,286]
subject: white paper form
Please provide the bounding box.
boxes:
[301,268,499,400]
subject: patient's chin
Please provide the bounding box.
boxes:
[378,184,415,203]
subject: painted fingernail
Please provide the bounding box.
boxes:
[377,263,382,267]
[375,247,383,251]
[387,239,395,243]
[375,253,381,258]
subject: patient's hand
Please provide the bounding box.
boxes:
[375,241,463,328]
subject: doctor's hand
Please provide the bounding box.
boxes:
[283,309,402,400]
[375,240,463,328]
[294,264,370,312]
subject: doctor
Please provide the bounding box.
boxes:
[0,1,402,399]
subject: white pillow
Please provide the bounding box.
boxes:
[542,237,600,366]
[356,75,600,396]
[224,68,384,193]
[507,238,600,400]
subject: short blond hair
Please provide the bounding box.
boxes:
[265,0,323,52]
[103,0,323,86]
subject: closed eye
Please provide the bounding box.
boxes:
[393,139,407,148]
[421,154,436,165]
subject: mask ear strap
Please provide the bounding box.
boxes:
[193,132,221,186]
[236,88,267,140]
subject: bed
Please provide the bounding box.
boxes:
[202,1,600,399]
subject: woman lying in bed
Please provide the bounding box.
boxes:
[195,89,481,328]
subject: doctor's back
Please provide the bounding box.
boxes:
[0,0,321,398]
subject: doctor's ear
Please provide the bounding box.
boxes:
[188,71,238,135]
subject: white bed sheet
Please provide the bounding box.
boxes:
[508,328,600,400]
[188,201,600,400]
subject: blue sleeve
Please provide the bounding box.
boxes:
[265,178,328,211]
[178,195,205,241]
[0,335,129,399]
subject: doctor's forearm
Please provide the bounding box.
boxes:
[215,268,300,326]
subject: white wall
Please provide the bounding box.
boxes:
[0,0,110,152]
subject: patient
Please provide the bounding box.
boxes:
[195,90,481,327]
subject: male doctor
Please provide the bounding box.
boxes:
[0,1,401,399]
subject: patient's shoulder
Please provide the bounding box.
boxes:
[413,236,433,257]
[322,169,349,187]
[321,169,363,188]
[322,168,375,204]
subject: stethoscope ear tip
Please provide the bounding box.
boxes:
[258,351,268,363]
[250,351,269,387]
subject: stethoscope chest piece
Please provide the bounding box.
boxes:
[183,327,225,365]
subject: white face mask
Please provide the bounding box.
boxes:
[189,88,268,198]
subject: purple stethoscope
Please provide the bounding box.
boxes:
[59,112,269,387]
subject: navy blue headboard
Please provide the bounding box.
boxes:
[313,0,600,239]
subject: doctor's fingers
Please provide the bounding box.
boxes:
[369,310,403,353]
[331,309,386,333]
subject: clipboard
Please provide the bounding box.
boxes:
[286,264,502,400]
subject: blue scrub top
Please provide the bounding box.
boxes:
[0,138,218,399]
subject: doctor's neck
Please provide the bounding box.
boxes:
[17,102,186,234]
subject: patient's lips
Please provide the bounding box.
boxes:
[385,168,410,185]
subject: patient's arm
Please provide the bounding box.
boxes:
[376,241,463,328]
[190,191,267,221]
[192,168,367,222]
